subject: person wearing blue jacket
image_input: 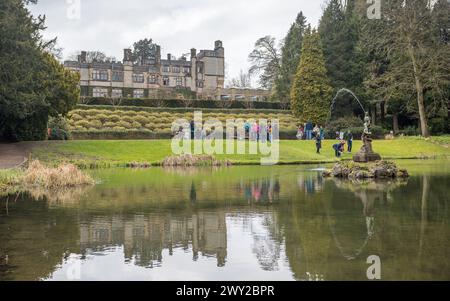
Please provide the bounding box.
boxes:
[305,121,313,140]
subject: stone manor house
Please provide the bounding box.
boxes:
[64,40,270,101]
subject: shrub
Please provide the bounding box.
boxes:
[48,116,71,140]
[107,115,121,123]
[89,120,103,129]
[118,121,132,129]
[398,126,420,136]
[133,115,149,125]
[325,116,364,138]
[131,121,142,129]
[80,97,287,110]
[103,122,116,128]
[122,116,135,124]
[342,126,386,139]
[144,123,155,130]
[69,114,83,122]
[74,120,91,129]
[96,114,109,123]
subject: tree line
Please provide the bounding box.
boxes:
[248,0,449,137]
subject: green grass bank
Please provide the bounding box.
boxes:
[29,137,450,168]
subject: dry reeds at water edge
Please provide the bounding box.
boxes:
[23,160,95,189]
[162,154,232,167]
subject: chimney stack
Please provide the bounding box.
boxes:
[123,49,132,62]
[80,51,87,63]
[214,40,223,50]
[190,48,197,59]
[156,45,161,64]
[167,53,171,61]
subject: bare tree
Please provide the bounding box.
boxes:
[362,0,450,137]
[68,51,116,63]
[227,69,252,88]
[109,97,122,107]
[248,36,281,89]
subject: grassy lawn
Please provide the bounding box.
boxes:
[30,137,450,168]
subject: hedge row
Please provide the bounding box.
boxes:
[70,129,298,140]
[68,108,299,134]
[75,104,290,115]
[81,97,289,110]
[71,130,172,140]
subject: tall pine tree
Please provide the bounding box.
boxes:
[318,0,364,117]
[275,12,307,104]
[290,30,333,124]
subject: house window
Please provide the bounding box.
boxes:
[93,87,108,97]
[176,77,183,86]
[111,89,122,98]
[196,80,203,88]
[148,74,158,84]
[183,66,191,74]
[221,95,231,101]
[251,96,259,101]
[133,89,144,98]
[132,73,144,83]
[172,66,180,73]
[163,65,170,73]
[112,71,123,82]
[92,70,109,81]
[163,76,170,86]
[235,95,245,101]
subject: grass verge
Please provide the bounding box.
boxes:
[29,137,450,169]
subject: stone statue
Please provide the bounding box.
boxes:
[353,112,381,163]
[363,112,371,135]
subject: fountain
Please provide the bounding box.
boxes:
[329,88,381,163]
[323,89,408,180]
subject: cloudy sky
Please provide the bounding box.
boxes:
[29,0,328,85]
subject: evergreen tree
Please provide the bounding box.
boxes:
[0,0,80,141]
[318,1,362,88]
[290,31,333,124]
[275,12,307,104]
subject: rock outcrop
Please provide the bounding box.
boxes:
[323,160,409,180]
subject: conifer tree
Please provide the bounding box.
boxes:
[290,31,333,124]
[275,12,307,104]
[0,0,79,141]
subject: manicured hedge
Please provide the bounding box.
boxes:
[81,97,289,110]
[71,130,172,140]
[67,107,299,140]
[75,104,291,115]
[71,130,298,140]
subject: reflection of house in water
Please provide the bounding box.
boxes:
[79,211,227,267]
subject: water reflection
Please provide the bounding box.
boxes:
[0,163,449,281]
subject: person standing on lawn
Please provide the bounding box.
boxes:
[315,132,322,154]
[346,131,353,153]
[305,121,313,140]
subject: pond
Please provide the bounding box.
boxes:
[0,160,449,281]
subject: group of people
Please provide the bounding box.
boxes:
[332,131,353,157]
[296,122,324,141]
[297,122,354,157]
[175,120,275,142]
[244,120,274,142]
